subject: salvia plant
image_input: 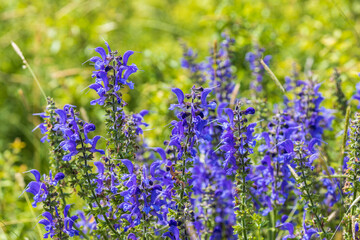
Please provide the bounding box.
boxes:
[20,35,360,240]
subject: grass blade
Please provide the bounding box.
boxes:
[11,41,47,100]
[15,173,43,239]
[260,59,285,93]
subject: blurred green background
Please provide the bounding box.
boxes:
[1,0,360,238]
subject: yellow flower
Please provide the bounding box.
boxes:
[10,137,26,153]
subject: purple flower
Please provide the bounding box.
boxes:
[244,107,255,115]
[88,136,105,155]
[302,211,318,239]
[163,220,180,240]
[76,211,96,235]
[63,205,79,237]
[169,88,185,110]
[24,170,48,207]
[127,233,138,240]
[60,140,78,161]
[278,222,296,240]
[24,170,65,207]
[39,212,56,238]
[89,43,138,105]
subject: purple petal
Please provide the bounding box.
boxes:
[172,88,184,104]
[54,172,65,181]
[89,83,103,92]
[150,161,161,178]
[127,233,138,240]
[104,41,111,54]
[279,222,294,235]
[201,88,212,106]
[123,64,138,80]
[84,123,96,134]
[122,159,134,174]
[98,71,109,90]
[64,204,71,218]
[154,147,166,161]
[95,47,107,60]
[42,212,53,222]
[94,161,105,176]
[139,110,149,117]
[30,169,41,182]
[225,108,234,125]
[278,139,294,153]
[244,107,255,115]
[217,102,228,116]
[25,181,40,195]
[38,219,50,226]
[308,138,321,154]
[90,56,101,63]
[55,109,67,124]
[90,136,105,155]
[123,50,134,65]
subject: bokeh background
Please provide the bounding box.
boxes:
[1,0,360,239]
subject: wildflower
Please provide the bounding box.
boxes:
[25,170,64,207]
[63,205,79,237]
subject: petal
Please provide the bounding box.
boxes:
[63,104,76,113]
[42,212,53,222]
[38,219,50,226]
[98,71,109,90]
[244,107,255,115]
[90,56,102,63]
[217,102,228,116]
[123,50,134,65]
[104,41,111,54]
[95,47,107,60]
[154,147,166,161]
[122,159,134,174]
[54,172,65,181]
[139,110,149,117]
[308,138,321,154]
[25,181,40,195]
[55,109,67,124]
[123,65,138,80]
[29,169,41,182]
[90,136,105,155]
[127,233,138,240]
[278,139,294,153]
[84,123,96,134]
[64,205,71,218]
[94,161,105,176]
[224,108,234,125]
[172,88,184,105]
[279,222,294,235]
[201,88,212,106]
[89,83,103,91]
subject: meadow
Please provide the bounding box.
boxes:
[2,0,360,239]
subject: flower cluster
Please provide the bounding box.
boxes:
[25,169,64,207]
[24,38,360,240]
[24,170,79,239]
[89,42,137,106]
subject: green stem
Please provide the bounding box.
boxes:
[236,111,248,240]
[79,134,120,239]
[299,161,327,236]
[143,213,147,239]
[74,225,90,240]
[179,111,193,208]
[241,160,248,240]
